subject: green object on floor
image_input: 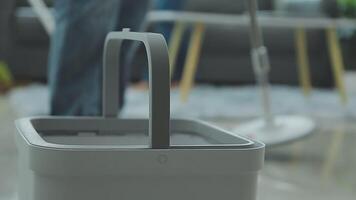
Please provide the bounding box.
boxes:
[0,61,13,87]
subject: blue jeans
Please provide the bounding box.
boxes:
[48,0,150,116]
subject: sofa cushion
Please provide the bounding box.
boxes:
[184,0,273,13]
[16,0,53,7]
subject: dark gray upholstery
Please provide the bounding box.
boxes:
[0,0,14,62]
[184,0,272,13]
[1,1,49,80]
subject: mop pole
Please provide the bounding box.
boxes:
[246,0,275,127]
[27,0,55,35]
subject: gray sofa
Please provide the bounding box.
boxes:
[0,0,49,81]
[133,0,335,86]
[0,0,349,87]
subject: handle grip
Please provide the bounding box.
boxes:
[102,29,170,149]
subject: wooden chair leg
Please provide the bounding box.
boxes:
[179,23,205,102]
[326,27,348,105]
[168,22,186,79]
[321,125,345,182]
[295,27,312,96]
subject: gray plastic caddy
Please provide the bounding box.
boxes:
[15,30,265,200]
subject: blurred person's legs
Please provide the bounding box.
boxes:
[48,0,150,116]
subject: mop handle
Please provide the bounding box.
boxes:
[247,0,270,74]
[27,0,55,35]
[103,29,170,149]
[247,0,274,125]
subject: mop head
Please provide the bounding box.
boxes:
[233,115,315,147]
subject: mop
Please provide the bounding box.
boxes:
[233,0,315,146]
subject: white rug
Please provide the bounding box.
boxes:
[8,78,356,119]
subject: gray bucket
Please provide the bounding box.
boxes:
[15,30,265,200]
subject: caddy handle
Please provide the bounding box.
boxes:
[103,29,170,149]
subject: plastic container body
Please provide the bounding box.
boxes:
[15,30,265,200]
[16,118,264,200]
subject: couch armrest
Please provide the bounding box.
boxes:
[0,0,16,60]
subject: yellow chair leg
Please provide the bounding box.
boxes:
[321,126,345,183]
[295,28,312,96]
[179,23,205,102]
[326,28,348,105]
[288,142,304,168]
[168,22,186,79]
